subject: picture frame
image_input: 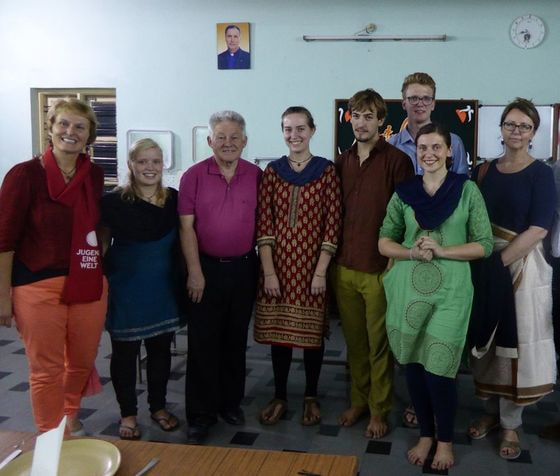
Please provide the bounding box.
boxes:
[217,22,251,70]
[126,130,174,170]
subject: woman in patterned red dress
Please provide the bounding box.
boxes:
[254,106,341,426]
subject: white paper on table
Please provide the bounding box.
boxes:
[30,415,66,476]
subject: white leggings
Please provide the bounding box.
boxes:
[484,396,524,430]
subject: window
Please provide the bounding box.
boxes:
[32,88,117,187]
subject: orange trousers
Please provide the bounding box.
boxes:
[12,276,107,432]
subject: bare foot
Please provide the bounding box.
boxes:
[365,414,389,439]
[66,415,83,433]
[338,406,367,427]
[407,437,434,466]
[467,413,499,439]
[432,441,454,470]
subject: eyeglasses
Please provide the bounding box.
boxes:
[406,96,434,106]
[502,121,533,133]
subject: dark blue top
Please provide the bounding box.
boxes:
[473,159,556,233]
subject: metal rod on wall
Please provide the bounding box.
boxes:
[303,34,447,42]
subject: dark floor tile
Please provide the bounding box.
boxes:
[0,340,14,346]
[324,349,342,357]
[0,416,9,424]
[422,461,448,475]
[508,449,532,464]
[453,432,472,445]
[241,396,255,406]
[9,382,29,391]
[266,378,275,387]
[230,431,259,446]
[12,348,26,355]
[365,440,392,455]
[537,401,558,412]
[334,373,350,382]
[99,377,111,386]
[245,367,252,376]
[0,371,11,379]
[100,422,120,437]
[168,371,183,381]
[77,408,97,420]
[319,424,340,436]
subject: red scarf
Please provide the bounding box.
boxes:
[43,147,103,303]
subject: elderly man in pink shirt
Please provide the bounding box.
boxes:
[178,110,262,445]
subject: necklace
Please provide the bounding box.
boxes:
[57,163,77,179]
[139,189,158,202]
[287,154,313,169]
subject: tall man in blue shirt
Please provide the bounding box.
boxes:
[389,72,469,175]
[217,24,250,70]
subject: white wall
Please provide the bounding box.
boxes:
[1,0,559,184]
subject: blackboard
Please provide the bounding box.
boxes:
[335,99,479,169]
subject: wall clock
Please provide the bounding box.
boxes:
[510,14,545,49]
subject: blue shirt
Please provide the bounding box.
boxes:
[388,127,469,175]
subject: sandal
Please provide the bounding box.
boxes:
[499,431,521,460]
[259,398,287,425]
[468,416,499,440]
[119,422,141,440]
[402,405,418,429]
[150,410,180,432]
[302,397,321,426]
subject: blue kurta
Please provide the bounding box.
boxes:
[102,189,185,341]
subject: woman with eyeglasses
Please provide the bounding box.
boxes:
[468,98,556,460]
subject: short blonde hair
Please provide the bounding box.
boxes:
[47,98,98,145]
[400,72,436,99]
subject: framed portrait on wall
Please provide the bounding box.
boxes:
[217,22,251,70]
[335,99,479,169]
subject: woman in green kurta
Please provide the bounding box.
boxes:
[379,123,492,471]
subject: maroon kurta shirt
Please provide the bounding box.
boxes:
[335,137,414,273]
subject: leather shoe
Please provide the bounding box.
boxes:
[220,408,245,426]
[186,423,209,445]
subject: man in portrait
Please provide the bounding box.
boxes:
[217,24,251,70]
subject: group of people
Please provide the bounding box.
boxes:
[0,71,558,472]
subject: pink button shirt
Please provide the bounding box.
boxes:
[178,157,262,257]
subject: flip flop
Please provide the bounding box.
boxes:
[500,434,521,460]
[119,422,141,440]
[302,397,321,426]
[259,398,287,426]
[468,417,500,440]
[402,405,418,429]
[151,411,180,432]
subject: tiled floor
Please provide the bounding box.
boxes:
[1,319,559,475]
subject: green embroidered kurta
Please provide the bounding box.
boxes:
[379,180,493,378]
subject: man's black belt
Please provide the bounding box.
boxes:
[201,251,255,263]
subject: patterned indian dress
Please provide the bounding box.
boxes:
[254,156,341,349]
[380,174,493,378]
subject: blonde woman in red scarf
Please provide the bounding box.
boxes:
[0,99,107,435]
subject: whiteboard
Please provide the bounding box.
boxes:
[192,126,213,163]
[477,105,554,161]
